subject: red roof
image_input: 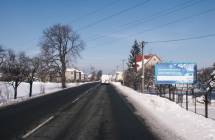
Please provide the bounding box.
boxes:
[135,55,152,62]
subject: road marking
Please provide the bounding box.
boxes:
[22,116,55,139]
[72,97,80,103]
[72,91,89,103]
[22,84,100,139]
[71,84,99,104]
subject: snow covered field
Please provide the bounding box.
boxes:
[0,81,86,107]
[112,82,215,140]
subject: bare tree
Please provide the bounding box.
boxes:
[144,66,155,90]
[198,68,213,84]
[26,57,40,97]
[40,24,84,88]
[1,50,28,99]
[0,45,6,66]
[96,70,102,80]
[124,68,140,90]
[89,66,97,81]
[39,46,60,82]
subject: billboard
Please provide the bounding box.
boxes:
[155,63,197,84]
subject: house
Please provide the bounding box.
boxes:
[80,71,85,81]
[135,54,161,71]
[65,68,85,82]
[65,68,76,82]
[115,71,123,82]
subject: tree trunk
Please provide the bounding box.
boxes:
[29,81,33,97]
[62,73,66,88]
[61,60,66,88]
[14,81,18,99]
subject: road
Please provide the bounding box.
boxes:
[0,83,159,140]
[0,82,99,140]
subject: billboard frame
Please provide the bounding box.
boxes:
[154,62,197,85]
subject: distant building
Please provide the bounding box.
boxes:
[65,68,86,82]
[115,71,123,82]
[135,54,161,71]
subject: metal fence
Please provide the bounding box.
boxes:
[147,87,215,120]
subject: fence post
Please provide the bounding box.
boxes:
[173,84,176,102]
[181,88,183,107]
[193,89,196,113]
[205,93,208,118]
[186,84,188,110]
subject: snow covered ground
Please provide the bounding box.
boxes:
[112,82,215,140]
[0,81,86,107]
[155,90,215,120]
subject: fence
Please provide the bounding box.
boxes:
[147,86,215,120]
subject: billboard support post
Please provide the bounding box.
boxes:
[194,89,196,113]
[186,84,188,110]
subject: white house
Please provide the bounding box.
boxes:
[115,71,123,82]
[65,68,85,82]
[135,54,161,71]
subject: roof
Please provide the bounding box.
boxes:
[66,68,80,72]
[135,54,161,62]
[66,68,76,71]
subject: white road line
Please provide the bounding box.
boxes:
[72,92,88,103]
[22,116,55,139]
[72,97,80,103]
[71,86,96,103]
[22,84,99,139]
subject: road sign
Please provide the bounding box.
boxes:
[155,63,197,84]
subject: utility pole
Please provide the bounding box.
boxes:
[122,59,126,85]
[141,41,145,93]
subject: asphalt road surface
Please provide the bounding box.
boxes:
[0,82,99,140]
[0,83,160,140]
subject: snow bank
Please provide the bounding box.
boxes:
[112,82,215,140]
[0,81,86,107]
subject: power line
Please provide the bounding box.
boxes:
[147,33,215,43]
[117,0,201,30]
[86,0,203,42]
[77,0,150,31]
[71,0,121,23]
[133,7,215,36]
[88,6,215,48]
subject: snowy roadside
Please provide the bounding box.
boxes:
[111,82,215,140]
[0,81,89,108]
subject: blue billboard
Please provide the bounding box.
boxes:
[155,63,197,84]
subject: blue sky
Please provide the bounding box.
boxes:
[0,0,215,73]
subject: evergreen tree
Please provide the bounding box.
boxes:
[127,40,141,68]
[125,40,141,90]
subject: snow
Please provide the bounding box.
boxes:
[151,89,215,120]
[111,82,215,140]
[0,81,86,107]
